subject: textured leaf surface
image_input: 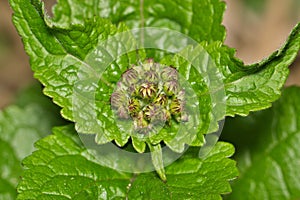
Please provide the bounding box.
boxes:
[0,84,66,199]
[218,24,300,116]
[52,0,226,43]
[10,0,145,149]
[222,87,300,200]
[17,125,237,199]
[160,27,300,142]
[163,27,300,118]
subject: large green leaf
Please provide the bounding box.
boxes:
[0,84,66,200]
[222,87,300,200]
[160,26,300,145]
[17,125,237,199]
[51,0,226,43]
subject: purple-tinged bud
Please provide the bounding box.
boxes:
[134,112,150,133]
[170,98,182,115]
[128,98,140,117]
[122,68,138,85]
[110,91,127,108]
[161,66,178,81]
[143,58,155,71]
[139,83,157,99]
[144,104,164,122]
[154,94,167,106]
[116,81,127,91]
[146,58,155,64]
[117,106,130,119]
[163,80,178,96]
[144,70,159,83]
[163,110,171,125]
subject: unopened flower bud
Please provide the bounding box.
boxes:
[143,58,155,71]
[154,94,167,106]
[134,112,150,134]
[170,98,182,115]
[146,58,155,64]
[181,113,189,122]
[144,70,159,83]
[122,68,138,85]
[128,98,140,117]
[163,80,178,96]
[144,104,164,122]
[116,81,127,91]
[177,90,185,101]
[161,66,178,81]
[117,106,130,119]
[139,83,157,99]
[110,91,126,108]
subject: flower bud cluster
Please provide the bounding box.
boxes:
[110,59,188,134]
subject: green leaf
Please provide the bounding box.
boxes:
[0,84,67,199]
[179,23,300,119]
[10,0,144,150]
[220,22,300,116]
[51,0,226,60]
[51,0,226,43]
[17,125,238,199]
[160,24,300,146]
[10,0,300,156]
[195,23,300,117]
[222,87,300,200]
[0,138,21,200]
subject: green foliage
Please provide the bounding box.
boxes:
[5,0,300,199]
[222,87,300,200]
[0,84,66,199]
[9,0,300,153]
[17,125,237,200]
[51,0,226,43]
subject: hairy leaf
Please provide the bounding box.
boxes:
[17,125,237,199]
[51,0,226,43]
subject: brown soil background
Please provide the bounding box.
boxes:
[1,0,300,108]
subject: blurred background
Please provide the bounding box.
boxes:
[1,0,300,108]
